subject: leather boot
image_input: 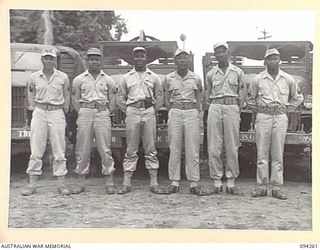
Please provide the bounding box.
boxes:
[21,175,38,196]
[71,175,86,194]
[57,176,71,195]
[117,171,133,194]
[105,175,115,194]
[148,169,158,187]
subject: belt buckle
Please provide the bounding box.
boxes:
[223,98,227,105]
[140,101,145,108]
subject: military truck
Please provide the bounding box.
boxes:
[202,41,312,168]
[10,43,85,157]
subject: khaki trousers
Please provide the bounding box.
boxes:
[207,104,240,185]
[168,108,200,182]
[26,108,67,176]
[255,113,288,187]
[122,106,159,171]
[75,108,114,175]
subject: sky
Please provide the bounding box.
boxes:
[116,10,316,78]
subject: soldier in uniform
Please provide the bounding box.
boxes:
[21,48,71,196]
[248,48,303,200]
[163,49,209,195]
[205,42,246,195]
[71,48,116,194]
[117,46,164,194]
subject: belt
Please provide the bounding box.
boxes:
[128,100,153,109]
[35,103,62,111]
[171,102,197,110]
[80,102,107,111]
[258,104,287,115]
[210,96,238,105]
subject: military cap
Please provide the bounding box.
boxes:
[265,48,280,58]
[41,48,57,57]
[87,48,102,56]
[213,41,229,51]
[174,49,189,57]
[132,47,146,53]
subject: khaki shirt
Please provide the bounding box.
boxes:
[163,70,202,109]
[27,68,70,113]
[205,63,246,106]
[247,69,304,109]
[118,68,163,111]
[72,70,116,112]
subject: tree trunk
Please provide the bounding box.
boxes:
[42,10,53,45]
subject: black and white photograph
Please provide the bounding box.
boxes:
[6,8,315,234]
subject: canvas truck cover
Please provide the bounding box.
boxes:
[99,40,179,66]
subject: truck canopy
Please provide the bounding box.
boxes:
[228,41,313,61]
[99,40,178,66]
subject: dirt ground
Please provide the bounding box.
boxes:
[8,154,312,230]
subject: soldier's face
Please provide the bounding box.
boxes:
[41,55,56,70]
[133,51,147,69]
[214,46,229,63]
[265,54,280,70]
[87,55,102,71]
[175,53,189,70]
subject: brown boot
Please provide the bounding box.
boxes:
[71,175,86,194]
[21,175,38,196]
[117,171,133,194]
[105,175,115,195]
[148,169,158,187]
[57,176,71,195]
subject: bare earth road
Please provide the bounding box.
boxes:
[8,160,312,230]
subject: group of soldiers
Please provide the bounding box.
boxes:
[21,41,303,200]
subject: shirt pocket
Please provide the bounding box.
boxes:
[211,80,221,93]
[169,81,181,96]
[184,79,198,91]
[80,81,91,95]
[127,80,137,89]
[98,82,108,95]
[279,86,289,96]
[144,79,155,89]
[48,81,63,97]
[258,86,269,96]
[228,75,239,86]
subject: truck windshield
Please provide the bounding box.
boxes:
[12,51,42,71]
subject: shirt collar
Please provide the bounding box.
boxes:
[213,63,236,75]
[84,69,105,76]
[262,69,285,80]
[40,68,58,77]
[129,67,152,75]
[174,70,194,80]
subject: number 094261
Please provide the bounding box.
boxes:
[300,244,318,248]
